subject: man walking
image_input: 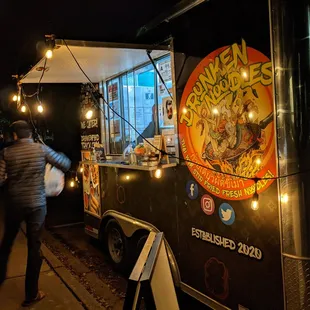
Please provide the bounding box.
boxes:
[0,120,71,307]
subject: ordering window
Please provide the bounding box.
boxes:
[104,55,175,155]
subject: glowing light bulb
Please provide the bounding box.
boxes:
[13,95,18,102]
[125,175,130,180]
[37,104,44,113]
[21,105,27,113]
[182,107,188,114]
[281,193,289,204]
[242,71,248,79]
[154,168,162,179]
[212,108,219,115]
[80,167,84,173]
[45,49,53,59]
[248,112,254,119]
[251,192,259,211]
[17,95,21,102]
[256,158,262,166]
[251,200,259,211]
[70,180,75,188]
[85,109,93,119]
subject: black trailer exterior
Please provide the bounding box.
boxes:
[85,1,284,308]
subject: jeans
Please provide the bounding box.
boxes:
[0,205,46,300]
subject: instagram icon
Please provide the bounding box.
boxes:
[201,195,215,216]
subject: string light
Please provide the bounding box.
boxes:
[248,112,254,119]
[125,175,130,180]
[182,107,188,114]
[242,71,248,79]
[154,168,162,179]
[251,179,259,210]
[21,105,27,113]
[37,104,44,113]
[45,49,53,59]
[80,166,84,173]
[45,34,55,59]
[12,94,20,102]
[212,108,219,115]
[256,158,262,166]
[281,193,289,204]
[85,109,93,119]
[69,179,75,188]
[251,192,259,210]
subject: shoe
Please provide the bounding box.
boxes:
[22,290,46,307]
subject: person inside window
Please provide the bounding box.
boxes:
[137,105,156,144]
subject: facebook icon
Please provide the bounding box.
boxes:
[186,180,199,200]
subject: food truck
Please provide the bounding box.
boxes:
[20,0,310,308]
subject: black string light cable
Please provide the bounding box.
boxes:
[21,90,39,98]
[17,50,79,188]
[60,40,310,183]
[21,92,42,144]
[36,58,47,103]
[20,56,48,144]
[19,57,48,100]
[146,50,173,100]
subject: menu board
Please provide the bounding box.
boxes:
[81,151,101,217]
[80,84,101,150]
[158,59,172,82]
[108,82,118,102]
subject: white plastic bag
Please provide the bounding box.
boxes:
[45,163,65,197]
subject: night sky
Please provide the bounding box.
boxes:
[0,0,179,108]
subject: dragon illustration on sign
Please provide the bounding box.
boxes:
[179,40,276,200]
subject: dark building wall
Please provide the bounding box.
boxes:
[21,83,82,168]
[21,83,84,226]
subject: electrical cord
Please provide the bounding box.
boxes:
[146,50,173,100]
[20,57,48,99]
[22,90,39,98]
[19,54,79,178]
[61,40,308,182]
[37,58,47,102]
[20,57,47,146]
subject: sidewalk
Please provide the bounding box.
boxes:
[0,228,86,310]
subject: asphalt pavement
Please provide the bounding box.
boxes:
[46,224,210,310]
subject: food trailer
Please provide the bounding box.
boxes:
[20,0,310,308]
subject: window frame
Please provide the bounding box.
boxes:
[102,54,175,156]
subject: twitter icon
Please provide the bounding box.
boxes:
[219,203,235,225]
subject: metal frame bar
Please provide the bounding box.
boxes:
[55,39,170,51]
[268,1,286,308]
[136,0,209,37]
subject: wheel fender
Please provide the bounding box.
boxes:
[101,210,181,287]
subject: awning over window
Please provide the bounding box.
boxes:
[20,40,169,84]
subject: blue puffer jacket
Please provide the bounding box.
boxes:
[0,138,71,208]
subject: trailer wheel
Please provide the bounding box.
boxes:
[105,219,129,272]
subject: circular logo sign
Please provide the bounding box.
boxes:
[219,203,235,225]
[178,40,276,201]
[186,180,199,200]
[201,194,215,215]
